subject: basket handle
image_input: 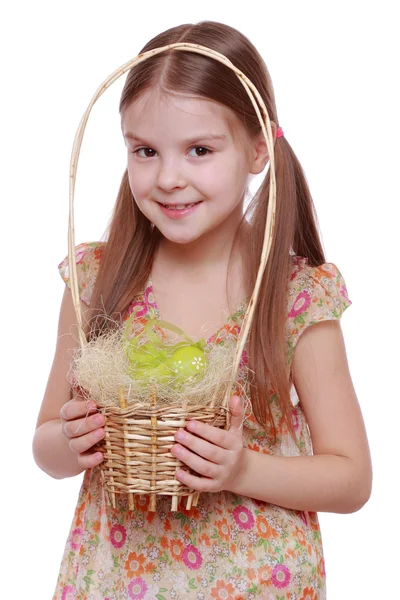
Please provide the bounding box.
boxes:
[68,42,277,395]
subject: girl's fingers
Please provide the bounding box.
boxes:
[60,399,98,422]
[62,412,105,439]
[185,419,238,449]
[228,395,244,433]
[171,443,219,479]
[184,396,244,448]
[77,449,104,470]
[69,428,106,454]
[60,393,105,468]
[175,468,215,493]
[173,429,224,463]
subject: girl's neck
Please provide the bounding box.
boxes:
[158,232,232,272]
[150,217,251,339]
[155,213,249,276]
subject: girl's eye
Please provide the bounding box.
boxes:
[188,146,211,157]
[134,148,157,158]
[132,147,211,158]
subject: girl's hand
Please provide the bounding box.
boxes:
[59,392,105,470]
[171,395,246,493]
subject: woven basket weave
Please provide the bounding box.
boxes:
[95,403,227,511]
[67,42,278,511]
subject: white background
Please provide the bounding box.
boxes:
[2,1,399,598]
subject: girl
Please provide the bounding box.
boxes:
[33,21,372,600]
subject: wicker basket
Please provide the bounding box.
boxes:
[67,42,278,511]
[96,401,227,511]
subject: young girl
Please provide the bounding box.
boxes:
[33,20,372,600]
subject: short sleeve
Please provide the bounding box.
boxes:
[286,256,352,362]
[58,241,104,306]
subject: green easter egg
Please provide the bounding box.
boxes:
[167,345,206,380]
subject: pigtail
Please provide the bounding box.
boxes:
[235,134,326,444]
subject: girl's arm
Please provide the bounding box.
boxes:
[32,288,96,479]
[172,320,372,514]
[231,319,372,513]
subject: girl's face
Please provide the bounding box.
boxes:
[122,89,267,245]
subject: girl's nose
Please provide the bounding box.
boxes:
[156,159,187,191]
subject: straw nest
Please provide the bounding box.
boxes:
[69,314,245,408]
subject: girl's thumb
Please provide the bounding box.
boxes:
[229,395,244,433]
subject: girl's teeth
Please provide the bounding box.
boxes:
[163,203,197,210]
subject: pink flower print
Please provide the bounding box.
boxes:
[70,527,82,551]
[233,505,255,530]
[144,285,157,309]
[110,523,127,549]
[271,564,291,589]
[288,290,311,318]
[182,544,203,570]
[239,347,249,367]
[340,284,352,303]
[299,510,308,526]
[61,585,76,600]
[292,409,300,431]
[75,246,86,265]
[290,259,304,281]
[128,577,148,600]
[127,300,147,319]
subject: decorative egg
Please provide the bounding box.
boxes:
[167,345,206,380]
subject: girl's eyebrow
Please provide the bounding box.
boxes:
[123,132,228,144]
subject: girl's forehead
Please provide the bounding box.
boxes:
[121,88,240,136]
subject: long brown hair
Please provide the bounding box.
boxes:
[89,21,326,443]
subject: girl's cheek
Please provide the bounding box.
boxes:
[128,175,153,200]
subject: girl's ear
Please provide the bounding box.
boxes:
[249,121,277,175]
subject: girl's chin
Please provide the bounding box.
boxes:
[154,219,215,245]
[159,229,205,245]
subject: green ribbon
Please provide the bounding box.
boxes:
[123,315,206,384]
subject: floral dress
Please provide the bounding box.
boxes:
[53,241,352,600]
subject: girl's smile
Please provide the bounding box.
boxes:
[121,88,262,246]
[157,200,202,219]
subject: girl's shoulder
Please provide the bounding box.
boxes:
[286,254,352,357]
[58,241,105,305]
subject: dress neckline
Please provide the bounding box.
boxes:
[146,274,249,344]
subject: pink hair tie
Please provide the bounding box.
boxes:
[276,126,284,139]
